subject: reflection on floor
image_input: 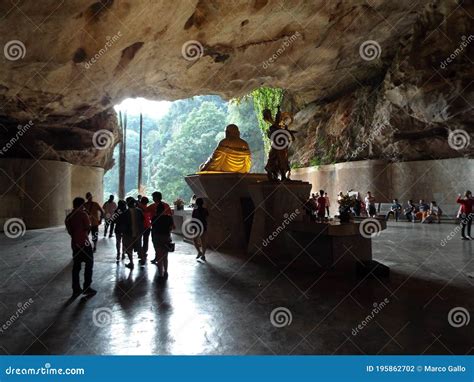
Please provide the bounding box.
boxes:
[0,222,472,355]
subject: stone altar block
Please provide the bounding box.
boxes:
[185,173,267,250]
[247,180,312,256]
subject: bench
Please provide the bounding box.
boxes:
[377,203,460,223]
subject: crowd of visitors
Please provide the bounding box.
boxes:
[305,189,473,240]
[64,191,209,298]
[64,186,471,298]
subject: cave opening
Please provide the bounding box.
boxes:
[104,95,266,204]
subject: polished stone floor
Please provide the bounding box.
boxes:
[0,222,472,355]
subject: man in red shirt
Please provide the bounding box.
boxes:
[146,191,172,217]
[65,197,97,298]
[138,196,152,257]
[316,189,327,222]
[457,190,473,240]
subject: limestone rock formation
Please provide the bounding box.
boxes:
[290,1,473,166]
[0,0,471,167]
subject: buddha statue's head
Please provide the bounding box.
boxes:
[225,124,240,139]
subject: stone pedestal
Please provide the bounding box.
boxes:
[247,180,312,257]
[283,221,383,272]
[184,173,388,275]
[185,173,267,250]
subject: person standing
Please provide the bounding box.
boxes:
[192,198,209,260]
[114,200,127,261]
[151,202,174,278]
[84,192,104,252]
[365,191,377,218]
[122,197,145,269]
[65,197,97,298]
[102,195,117,238]
[324,192,330,218]
[316,190,326,222]
[457,191,473,240]
[147,191,173,217]
[138,196,152,258]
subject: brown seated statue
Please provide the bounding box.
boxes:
[199,124,251,173]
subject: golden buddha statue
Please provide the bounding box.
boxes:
[199,124,251,173]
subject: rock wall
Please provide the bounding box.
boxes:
[289,1,473,166]
[0,159,103,230]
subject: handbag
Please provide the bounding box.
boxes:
[166,241,175,252]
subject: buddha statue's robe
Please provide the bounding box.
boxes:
[199,125,251,173]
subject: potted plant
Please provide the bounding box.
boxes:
[174,198,185,211]
[337,194,355,223]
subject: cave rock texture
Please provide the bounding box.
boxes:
[0,0,472,168]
